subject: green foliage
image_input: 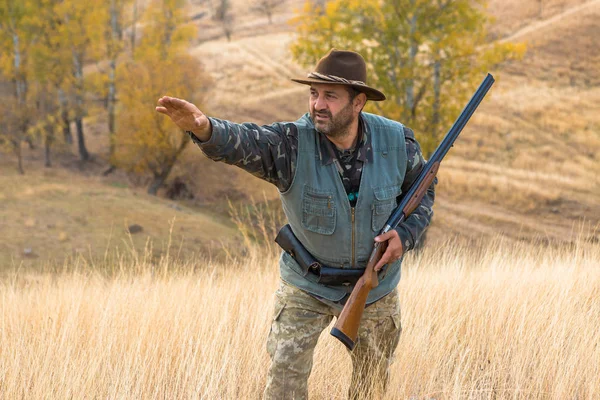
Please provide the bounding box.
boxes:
[291,0,526,156]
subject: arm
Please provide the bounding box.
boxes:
[193,118,297,192]
[156,96,297,192]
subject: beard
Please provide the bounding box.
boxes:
[311,100,355,139]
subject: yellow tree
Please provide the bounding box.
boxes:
[0,0,36,173]
[27,0,76,167]
[291,0,526,155]
[114,0,207,195]
[86,0,134,173]
[54,0,106,162]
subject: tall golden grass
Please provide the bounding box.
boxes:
[1,235,599,399]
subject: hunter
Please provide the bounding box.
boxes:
[156,49,435,399]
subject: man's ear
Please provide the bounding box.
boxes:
[354,92,367,112]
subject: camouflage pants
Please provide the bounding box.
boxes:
[264,280,402,400]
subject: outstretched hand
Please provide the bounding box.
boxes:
[155,96,212,141]
[373,230,404,271]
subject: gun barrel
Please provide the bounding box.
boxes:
[386,74,495,230]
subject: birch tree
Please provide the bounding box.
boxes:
[0,0,35,173]
[54,0,105,162]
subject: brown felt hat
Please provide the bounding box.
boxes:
[291,49,386,101]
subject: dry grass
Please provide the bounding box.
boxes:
[0,165,237,269]
[1,237,598,399]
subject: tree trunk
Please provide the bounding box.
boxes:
[131,0,138,57]
[108,59,116,160]
[148,165,174,195]
[14,140,24,175]
[45,125,53,168]
[73,51,89,161]
[75,117,89,161]
[108,0,118,142]
[405,7,418,124]
[13,33,26,107]
[431,57,441,142]
[58,89,73,144]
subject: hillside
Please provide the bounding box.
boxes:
[0,164,237,269]
[2,0,599,267]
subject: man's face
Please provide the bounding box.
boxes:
[309,83,358,138]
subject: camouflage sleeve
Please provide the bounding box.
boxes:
[395,126,436,252]
[186,117,298,192]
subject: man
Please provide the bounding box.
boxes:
[156,49,435,399]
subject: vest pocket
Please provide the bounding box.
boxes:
[372,185,401,231]
[302,185,336,235]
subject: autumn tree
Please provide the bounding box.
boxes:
[0,0,36,173]
[92,0,134,173]
[113,0,207,195]
[291,0,525,155]
[26,0,78,167]
[53,0,106,162]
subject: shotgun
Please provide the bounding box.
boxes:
[330,73,496,350]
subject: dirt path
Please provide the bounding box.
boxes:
[500,0,600,42]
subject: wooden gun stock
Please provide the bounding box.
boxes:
[330,165,437,351]
[330,241,387,350]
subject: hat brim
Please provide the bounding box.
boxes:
[291,77,386,101]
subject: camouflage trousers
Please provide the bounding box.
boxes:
[263,280,402,400]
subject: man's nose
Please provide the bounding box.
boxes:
[314,95,327,111]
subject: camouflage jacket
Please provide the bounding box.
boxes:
[188,114,435,252]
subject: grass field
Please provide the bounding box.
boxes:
[1,238,598,399]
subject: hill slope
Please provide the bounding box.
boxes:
[0,165,237,269]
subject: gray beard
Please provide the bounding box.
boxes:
[311,103,354,139]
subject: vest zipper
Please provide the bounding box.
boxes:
[351,207,356,267]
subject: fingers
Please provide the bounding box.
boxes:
[158,96,189,108]
[373,230,403,271]
[374,230,395,243]
[155,106,168,114]
[374,249,392,272]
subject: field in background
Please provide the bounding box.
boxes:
[1,239,598,399]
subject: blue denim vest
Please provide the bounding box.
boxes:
[279,112,408,304]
